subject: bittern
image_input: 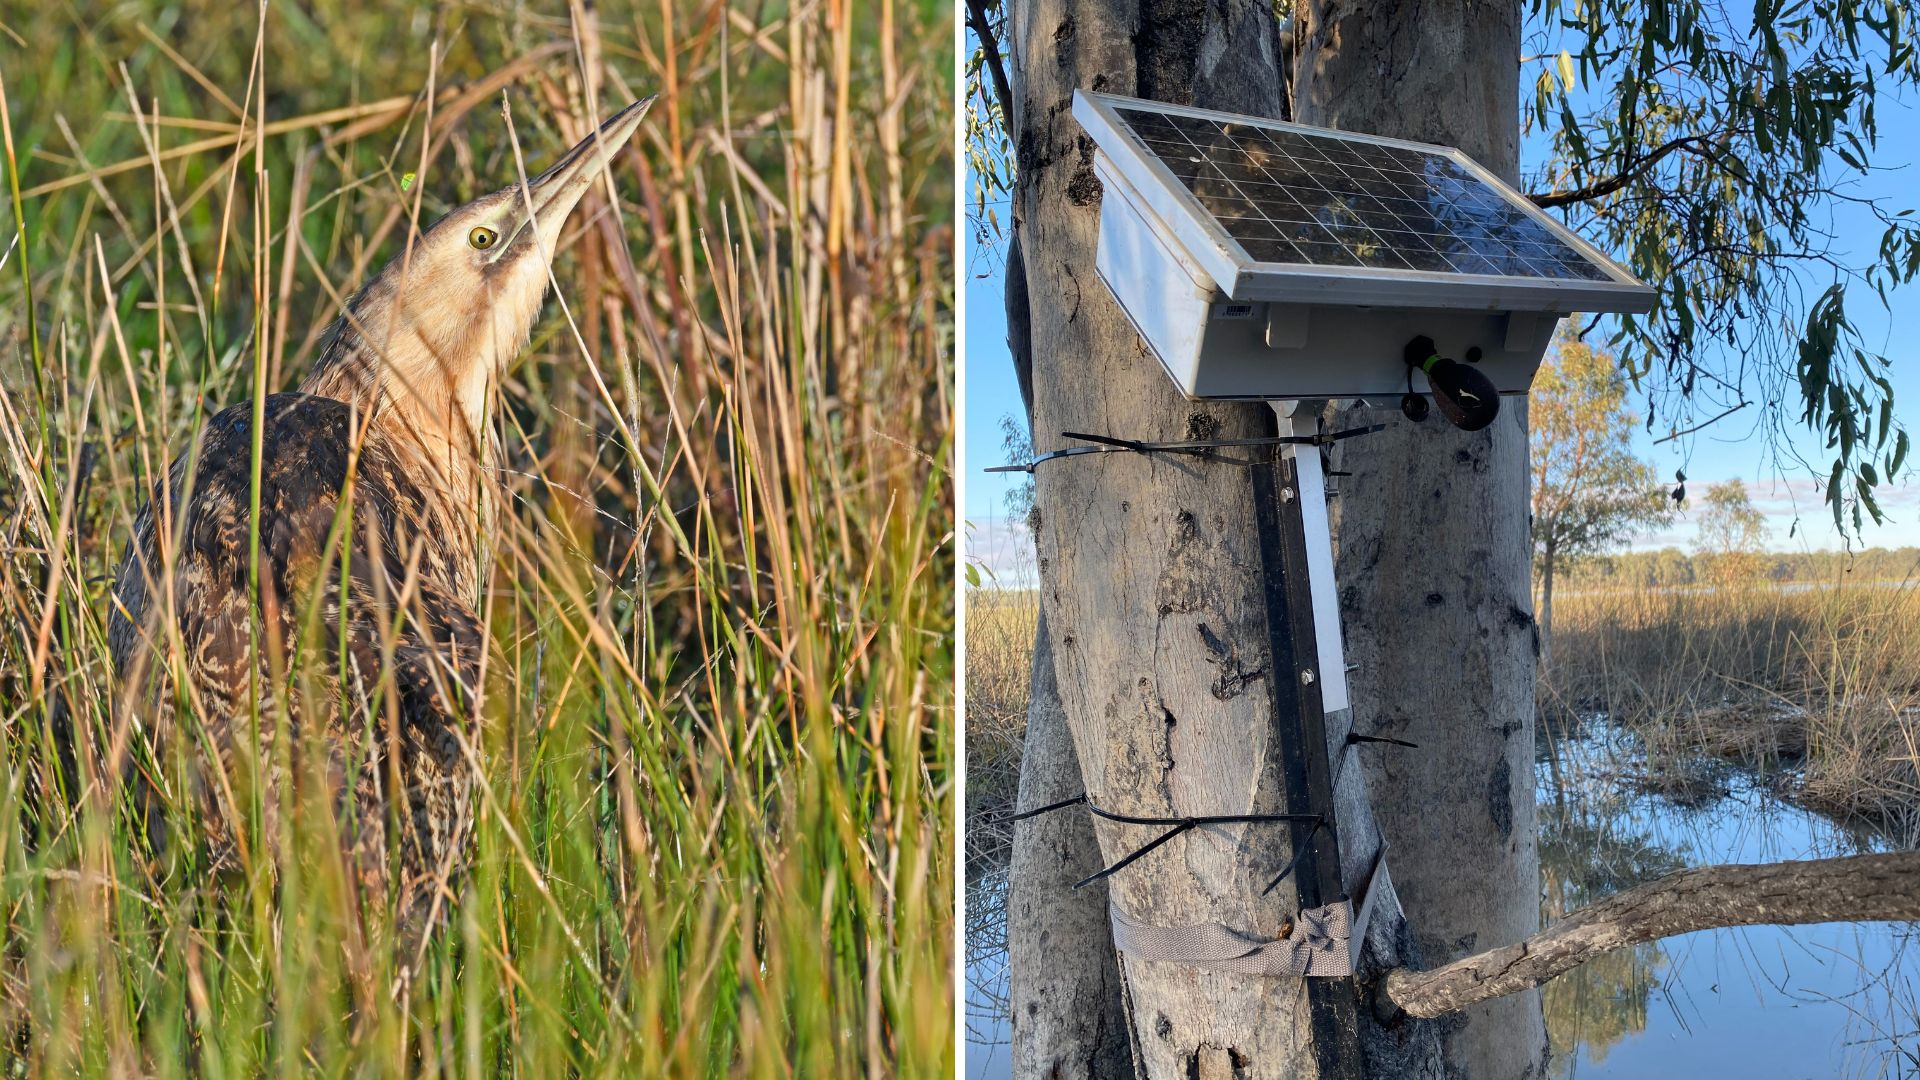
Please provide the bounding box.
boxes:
[106,98,653,951]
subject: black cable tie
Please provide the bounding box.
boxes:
[984,447,1101,474]
[1057,430,1153,451]
[1083,803,1319,829]
[1073,822,1195,889]
[997,792,1322,889]
[1347,732,1420,749]
[1004,793,1089,822]
[1316,424,1390,444]
[985,425,1388,475]
[1262,817,1331,895]
[999,791,1316,829]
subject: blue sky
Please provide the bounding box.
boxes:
[963,65,1920,571]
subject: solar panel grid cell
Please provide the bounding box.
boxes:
[1114,105,1613,283]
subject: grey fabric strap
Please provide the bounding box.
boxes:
[1109,899,1355,977]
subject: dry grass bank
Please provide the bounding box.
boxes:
[1543,582,1920,838]
[963,588,1034,877]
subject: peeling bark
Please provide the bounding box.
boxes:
[1382,852,1920,1018]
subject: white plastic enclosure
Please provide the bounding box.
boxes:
[1075,91,1657,402]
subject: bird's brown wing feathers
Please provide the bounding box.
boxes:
[108,393,483,928]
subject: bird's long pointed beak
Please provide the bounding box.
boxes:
[519,97,655,246]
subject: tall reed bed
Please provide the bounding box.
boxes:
[959,587,1030,877]
[0,0,952,1074]
[1545,583,1920,838]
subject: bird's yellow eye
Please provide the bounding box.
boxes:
[468,226,498,250]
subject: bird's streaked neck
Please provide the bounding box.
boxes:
[300,331,481,492]
[301,266,541,486]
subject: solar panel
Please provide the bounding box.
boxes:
[1112,105,1615,283]
[1073,92,1653,312]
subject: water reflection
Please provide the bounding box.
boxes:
[964,718,1920,1078]
[1543,942,1665,1074]
[966,868,1010,1079]
[1534,717,1916,1079]
[1539,798,1685,1074]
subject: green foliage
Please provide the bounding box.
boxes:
[964,4,1015,251]
[1695,478,1771,552]
[1539,807,1683,1072]
[1529,0,1920,534]
[0,0,953,1075]
[1693,478,1772,580]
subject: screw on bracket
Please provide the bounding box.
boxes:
[1301,668,1317,685]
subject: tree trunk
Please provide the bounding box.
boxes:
[1008,0,1444,1074]
[1007,612,1137,1078]
[1006,217,1135,1078]
[1293,4,1549,1078]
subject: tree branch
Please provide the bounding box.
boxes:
[1528,133,1717,210]
[965,0,1015,128]
[1382,852,1920,1019]
[1653,400,1749,445]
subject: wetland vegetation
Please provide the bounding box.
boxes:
[1,1,954,1074]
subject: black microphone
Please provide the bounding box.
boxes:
[1403,336,1499,432]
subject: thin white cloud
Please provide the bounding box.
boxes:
[1635,476,1920,552]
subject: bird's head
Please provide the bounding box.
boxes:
[304,97,654,466]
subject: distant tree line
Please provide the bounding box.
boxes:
[1555,546,1920,588]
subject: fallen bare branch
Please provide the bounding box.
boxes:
[1383,851,1920,1019]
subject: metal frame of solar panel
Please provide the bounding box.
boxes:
[1075,91,1653,311]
